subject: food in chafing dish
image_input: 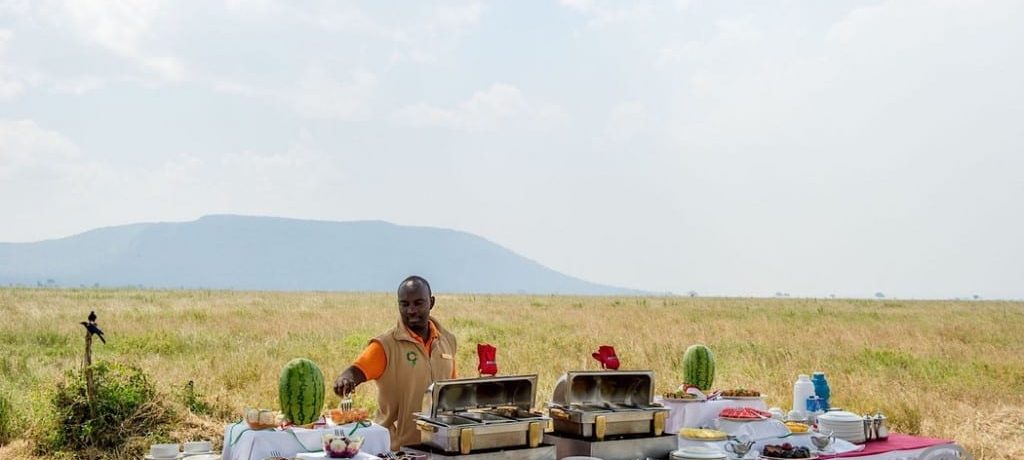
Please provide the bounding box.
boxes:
[720,388,761,397]
[678,427,729,441]
[762,443,813,459]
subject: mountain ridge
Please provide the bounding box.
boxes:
[0,215,643,295]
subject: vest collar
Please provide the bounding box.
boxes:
[393,318,439,345]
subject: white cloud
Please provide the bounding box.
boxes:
[0,29,24,100]
[605,102,649,142]
[392,83,567,131]
[291,67,378,120]
[0,119,81,177]
[558,0,653,29]
[61,0,164,57]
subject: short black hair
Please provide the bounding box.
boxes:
[399,275,432,296]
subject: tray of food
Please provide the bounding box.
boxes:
[760,443,817,460]
[719,407,772,421]
[719,389,763,400]
[663,390,705,402]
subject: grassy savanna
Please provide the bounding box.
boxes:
[1,289,1022,459]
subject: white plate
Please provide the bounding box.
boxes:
[145,456,179,460]
[673,447,729,460]
[181,452,216,458]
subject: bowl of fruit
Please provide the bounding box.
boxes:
[323,433,363,458]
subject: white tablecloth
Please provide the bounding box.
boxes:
[222,422,390,460]
[657,397,770,433]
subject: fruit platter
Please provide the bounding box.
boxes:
[719,407,773,421]
[760,443,817,460]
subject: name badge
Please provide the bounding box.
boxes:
[441,353,453,360]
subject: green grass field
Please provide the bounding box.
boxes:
[1,288,1022,459]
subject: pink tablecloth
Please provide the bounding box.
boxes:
[825,434,954,458]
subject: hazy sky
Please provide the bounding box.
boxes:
[1,0,1022,299]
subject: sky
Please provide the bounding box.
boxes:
[0,0,1022,299]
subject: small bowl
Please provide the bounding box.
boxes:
[149,443,180,459]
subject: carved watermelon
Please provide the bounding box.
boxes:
[683,344,715,392]
[279,358,325,425]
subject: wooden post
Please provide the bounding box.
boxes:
[83,328,95,417]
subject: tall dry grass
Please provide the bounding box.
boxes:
[0,289,1021,459]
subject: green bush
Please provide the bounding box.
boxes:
[0,390,13,446]
[41,361,175,456]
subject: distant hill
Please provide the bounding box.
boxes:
[0,215,640,294]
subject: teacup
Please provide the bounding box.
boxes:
[725,440,755,458]
[184,440,213,453]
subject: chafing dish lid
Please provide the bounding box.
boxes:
[422,374,538,417]
[551,370,656,407]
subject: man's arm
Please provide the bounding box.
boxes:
[333,365,367,397]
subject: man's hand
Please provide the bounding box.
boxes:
[333,366,367,397]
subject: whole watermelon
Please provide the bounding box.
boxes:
[682,344,715,391]
[279,358,325,425]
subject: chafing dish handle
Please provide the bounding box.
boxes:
[595,415,607,441]
[415,420,438,433]
[528,422,542,448]
[549,407,571,421]
[460,428,474,455]
[654,411,667,435]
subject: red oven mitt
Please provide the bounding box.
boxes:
[592,345,620,370]
[477,343,498,376]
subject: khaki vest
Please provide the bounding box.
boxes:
[372,318,457,451]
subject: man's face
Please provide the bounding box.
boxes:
[398,282,433,331]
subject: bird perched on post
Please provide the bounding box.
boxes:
[80,317,106,344]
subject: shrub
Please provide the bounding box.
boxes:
[40,361,175,456]
[0,390,13,446]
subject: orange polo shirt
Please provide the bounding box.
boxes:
[353,320,457,380]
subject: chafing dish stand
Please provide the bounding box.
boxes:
[543,433,677,460]
[415,375,551,455]
[403,443,557,460]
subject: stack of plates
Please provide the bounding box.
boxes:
[816,411,866,444]
[671,446,729,460]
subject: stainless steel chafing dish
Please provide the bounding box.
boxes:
[414,375,549,455]
[546,370,669,441]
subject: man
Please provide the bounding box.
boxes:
[334,276,457,451]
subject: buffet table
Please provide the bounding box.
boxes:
[222,422,390,460]
[673,416,960,460]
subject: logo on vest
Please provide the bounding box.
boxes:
[406,351,418,366]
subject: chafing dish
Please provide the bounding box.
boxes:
[546,370,669,441]
[414,375,549,455]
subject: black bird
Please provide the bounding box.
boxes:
[88,310,97,323]
[80,321,106,344]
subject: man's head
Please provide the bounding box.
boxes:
[397,275,434,332]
